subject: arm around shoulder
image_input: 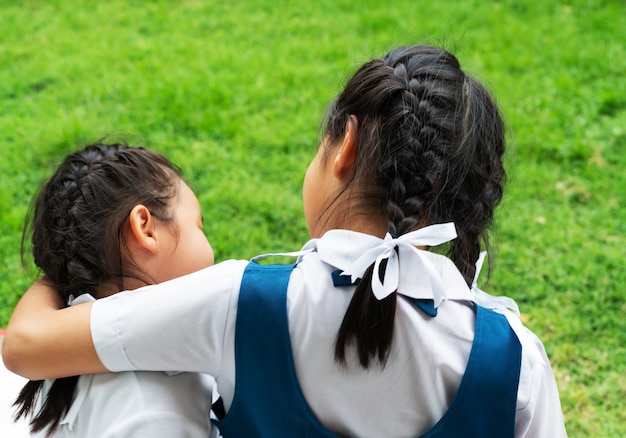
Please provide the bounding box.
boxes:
[2,279,107,380]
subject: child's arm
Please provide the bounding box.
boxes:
[2,279,107,380]
[4,260,244,380]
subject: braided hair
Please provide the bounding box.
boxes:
[14,142,181,435]
[326,46,507,368]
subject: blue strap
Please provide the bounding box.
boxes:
[216,262,337,438]
[421,305,522,438]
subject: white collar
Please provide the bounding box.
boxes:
[67,293,96,307]
[254,225,519,315]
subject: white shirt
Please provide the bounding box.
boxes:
[34,372,215,438]
[92,229,567,437]
[35,295,216,438]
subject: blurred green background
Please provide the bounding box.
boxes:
[1,1,624,435]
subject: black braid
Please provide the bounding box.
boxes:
[15,142,181,436]
[37,144,121,302]
[326,45,506,368]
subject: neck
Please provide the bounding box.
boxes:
[312,209,388,239]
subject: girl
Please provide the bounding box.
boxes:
[11,143,217,437]
[4,46,567,437]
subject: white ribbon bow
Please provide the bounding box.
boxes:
[341,223,457,304]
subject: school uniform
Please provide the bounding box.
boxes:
[92,227,567,437]
[34,295,216,438]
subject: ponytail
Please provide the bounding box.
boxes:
[14,378,79,436]
[335,261,396,367]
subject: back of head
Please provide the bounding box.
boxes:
[326,45,506,367]
[16,142,180,435]
[27,142,180,303]
[324,44,506,284]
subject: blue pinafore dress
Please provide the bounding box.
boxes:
[216,262,522,437]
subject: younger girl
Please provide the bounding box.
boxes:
[11,143,216,437]
[4,46,567,437]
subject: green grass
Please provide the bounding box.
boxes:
[1,0,625,435]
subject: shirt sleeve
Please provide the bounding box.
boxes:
[91,259,247,376]
[514,325,568,437]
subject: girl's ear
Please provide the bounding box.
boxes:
[127,205,158,254]
[332,115,358,179]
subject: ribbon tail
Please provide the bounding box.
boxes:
[372,254,399,300]
[395,247,448,307]
[415,252,447,307]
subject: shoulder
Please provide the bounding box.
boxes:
[504,312,553,381]
[502,313,567,436]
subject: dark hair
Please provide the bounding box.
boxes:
[14,142,181,435]
[325,45,506,368]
